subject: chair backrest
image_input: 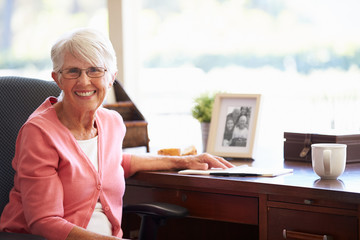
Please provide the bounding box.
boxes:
[0,76,61,215]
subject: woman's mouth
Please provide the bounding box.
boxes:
[75,91,96,97]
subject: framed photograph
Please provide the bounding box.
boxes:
[207,93,261,159]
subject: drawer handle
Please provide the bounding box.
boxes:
[303,199,314,205]
[283,229,333,240]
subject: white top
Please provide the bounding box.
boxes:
[77,136,112,236]
[232,126,249,139]
[77,136,99,171]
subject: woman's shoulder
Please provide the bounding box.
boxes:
[97,107,124,123]
[26,97,58,125]
[19,98,66,139]
[96,107,126,137]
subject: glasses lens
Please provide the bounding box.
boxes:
[87,67,105,78]
[63,68,81,79]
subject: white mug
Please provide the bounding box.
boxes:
[311,143,347,179]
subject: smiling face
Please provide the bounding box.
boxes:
[238,115,247,129]
[226,118,235,130]
[52,51,114,114]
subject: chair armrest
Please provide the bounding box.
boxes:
[123,202,188,240]
[123,202,188,218]
[0,232,46,240]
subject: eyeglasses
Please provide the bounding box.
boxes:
[59,67,107,79]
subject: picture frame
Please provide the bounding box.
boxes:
[207,93,261,159]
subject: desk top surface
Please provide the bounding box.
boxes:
[127,158,360,204]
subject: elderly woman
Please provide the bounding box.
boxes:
[231,115,249,147]
[0,28,233,240]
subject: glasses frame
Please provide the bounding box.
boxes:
[59,67,107,79]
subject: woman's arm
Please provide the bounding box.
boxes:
[128,153,235,176]
[66,226,121,240]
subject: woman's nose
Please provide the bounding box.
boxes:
[77,71,92,84]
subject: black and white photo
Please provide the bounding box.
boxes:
[222,106,252,147]
[207,94,261,159]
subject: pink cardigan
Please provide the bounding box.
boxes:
[0,97,132,240]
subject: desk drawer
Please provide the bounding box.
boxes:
[124,185,258,225]
[268,195,358,211]
[268,207,358,239]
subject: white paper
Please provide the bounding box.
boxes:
[178,165,293,177]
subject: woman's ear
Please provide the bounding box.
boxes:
[109,79,115,88]
[52,71,63,89]
[109,72,118,88]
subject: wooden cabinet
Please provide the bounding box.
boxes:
[123,185,259,239]
[267,195,358,240]
[104,80,150,151]
[123,161,360,240]
[124,185,259,225]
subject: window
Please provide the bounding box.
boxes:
[121,0,360,157]
[0,0,108,80]
[3,1,360,157]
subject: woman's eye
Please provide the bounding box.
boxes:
[67,68,79,73]
[88,67,99,72]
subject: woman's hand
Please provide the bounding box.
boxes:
[182,153,235,170]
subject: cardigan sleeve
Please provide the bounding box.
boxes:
[14,123,74,240]
[122,153,132,179]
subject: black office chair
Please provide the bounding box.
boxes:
[0,76,187,240]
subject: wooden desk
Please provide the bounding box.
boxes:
[122,160,360,240]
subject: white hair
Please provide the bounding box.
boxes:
[51,28,118,101]
[51,28,117,77]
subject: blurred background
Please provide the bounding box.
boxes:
[1,0,360,159]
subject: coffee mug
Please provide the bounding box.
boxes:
[311,143,347,179]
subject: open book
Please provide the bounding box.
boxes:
[178,165,293,177]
